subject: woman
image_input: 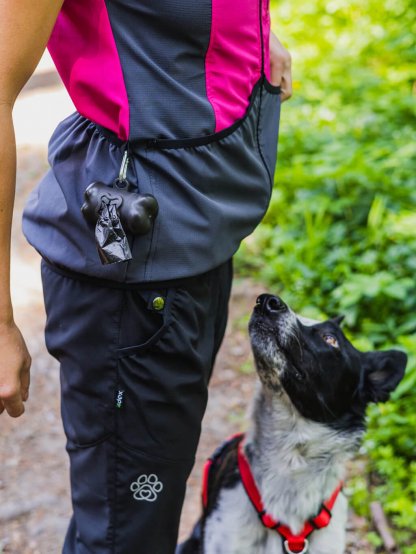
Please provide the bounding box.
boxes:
[0,1,291,552]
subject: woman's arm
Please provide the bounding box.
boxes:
[0,0,64,418]
[269,31,292,102]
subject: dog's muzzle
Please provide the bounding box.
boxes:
[255,294,288,316]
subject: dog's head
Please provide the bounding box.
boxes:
[249,294,407,430]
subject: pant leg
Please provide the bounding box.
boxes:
[40,258,233,554]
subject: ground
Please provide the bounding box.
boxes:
[0,60,375,554]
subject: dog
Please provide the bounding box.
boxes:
[177,294,406,554]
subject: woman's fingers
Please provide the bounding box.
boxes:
[0,322,32,418]
[0,383,25,417]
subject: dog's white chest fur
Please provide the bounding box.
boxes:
[203,385,352,554]
[203,481,348,554]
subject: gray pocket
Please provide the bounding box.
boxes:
[126,77,280,282]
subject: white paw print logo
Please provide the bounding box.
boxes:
[130,474,163,502]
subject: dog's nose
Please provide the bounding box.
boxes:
[255,294,287,315]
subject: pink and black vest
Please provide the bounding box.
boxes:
[23,0,281,283]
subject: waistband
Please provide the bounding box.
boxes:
[41,256,230,291]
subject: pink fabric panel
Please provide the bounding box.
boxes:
[47,0,129,141]
[205,0,262,132]
[263,0,271,80]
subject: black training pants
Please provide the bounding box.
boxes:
[40,258,233,554]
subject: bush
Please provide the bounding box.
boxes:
[236,0,416,549]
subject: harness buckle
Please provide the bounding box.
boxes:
[283,539,309,554]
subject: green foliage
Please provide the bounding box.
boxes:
[236,0,416,549]
[366,532,383,549]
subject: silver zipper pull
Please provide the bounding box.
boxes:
[119,150,129,181]
[114,149,131,190]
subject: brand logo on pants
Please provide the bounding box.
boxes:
[130,474,163,502]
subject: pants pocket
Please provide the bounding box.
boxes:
[116,287,178,356]
[114,443,195,554]
[114,344,208,462]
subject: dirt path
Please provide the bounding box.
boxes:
[0,148,374,553]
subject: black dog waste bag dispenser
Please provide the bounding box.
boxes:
[81,151,159,265]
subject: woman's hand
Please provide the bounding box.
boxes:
[269,31,292,102]
[0,321,31,417]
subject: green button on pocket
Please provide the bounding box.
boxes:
[152,296,165,311]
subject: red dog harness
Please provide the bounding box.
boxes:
[202,433,343,554]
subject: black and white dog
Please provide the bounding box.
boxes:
[178,294,406,554]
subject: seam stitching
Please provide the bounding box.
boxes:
[111,289,125,553]
[66,433,113,450]
[259,0,265,75]
[103,0,130,141]
[204,0,217,132]
[120,438,196,465]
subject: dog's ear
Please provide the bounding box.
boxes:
[331,315,345,326]
[363,350,407,403]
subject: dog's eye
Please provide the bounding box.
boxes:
[322,334,339,348]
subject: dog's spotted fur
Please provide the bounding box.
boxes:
[178,295,406,554]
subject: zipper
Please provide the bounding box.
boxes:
[146,138,160,149]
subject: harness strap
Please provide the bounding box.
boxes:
[202,432,245,510]
[237,439,343,553]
